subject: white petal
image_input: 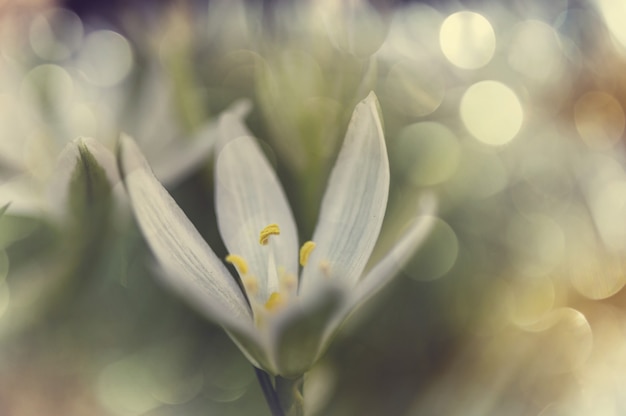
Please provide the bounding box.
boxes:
[119,134,253,332]
[350,193,437,309]
[215,119,298,301]
[301,92,389,293]
[305,195,436,362]
[151,99,253,187]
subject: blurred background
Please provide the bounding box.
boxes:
[2,0,626,414]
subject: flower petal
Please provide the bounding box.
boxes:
[300,92,389,294]
[302,195,436,363]
[119,134,253,332]
[215,118,298,301]
[350,193,437,310]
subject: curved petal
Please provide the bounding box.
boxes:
[350,193,437,310]
[215,119,298,302]
[300,92,389,294]
[309,195,437,361]
[119,134,253,333]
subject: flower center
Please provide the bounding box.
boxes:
[225,224,317,321]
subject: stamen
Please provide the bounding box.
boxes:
[265,292,286,312]
[259,223,280,245]
[299,241,316,266]
[225,254,249,275]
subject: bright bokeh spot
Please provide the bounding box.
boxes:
[393,122,460,186]
[384,4,443,59]
[595,0,626,52]
[508,20,563,81]
[574,91,624,150]
[461,81,524,145]
[439,11,495,69]
[29,8,83,61]
[78,30,133,87]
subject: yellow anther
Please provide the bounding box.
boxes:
[242,276,259,295]
[225,254,249,275]
[299,241,316,266]
[259,223,280,245]
[264,292,286,312]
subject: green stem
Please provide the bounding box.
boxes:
[254,367,285,416]
[276,376,305,416]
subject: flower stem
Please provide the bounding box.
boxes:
[254,367,285,416]
[276,376,305,416]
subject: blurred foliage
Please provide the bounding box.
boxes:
[2,0,626,415]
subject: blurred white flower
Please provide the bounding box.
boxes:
[0,87,250,219]
[120,92,436,376]
[0,11,250,219]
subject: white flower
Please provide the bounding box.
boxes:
[120,92,436,377]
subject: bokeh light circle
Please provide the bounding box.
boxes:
[29,8,84,61]
[574,91,624,150]
[508,20,563,82]
[439,11,496,69]
[20,64,76,121]
[461,80,524,145]
[78,30,133,87]
[403,217,458,281]
[392,122,460,186]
